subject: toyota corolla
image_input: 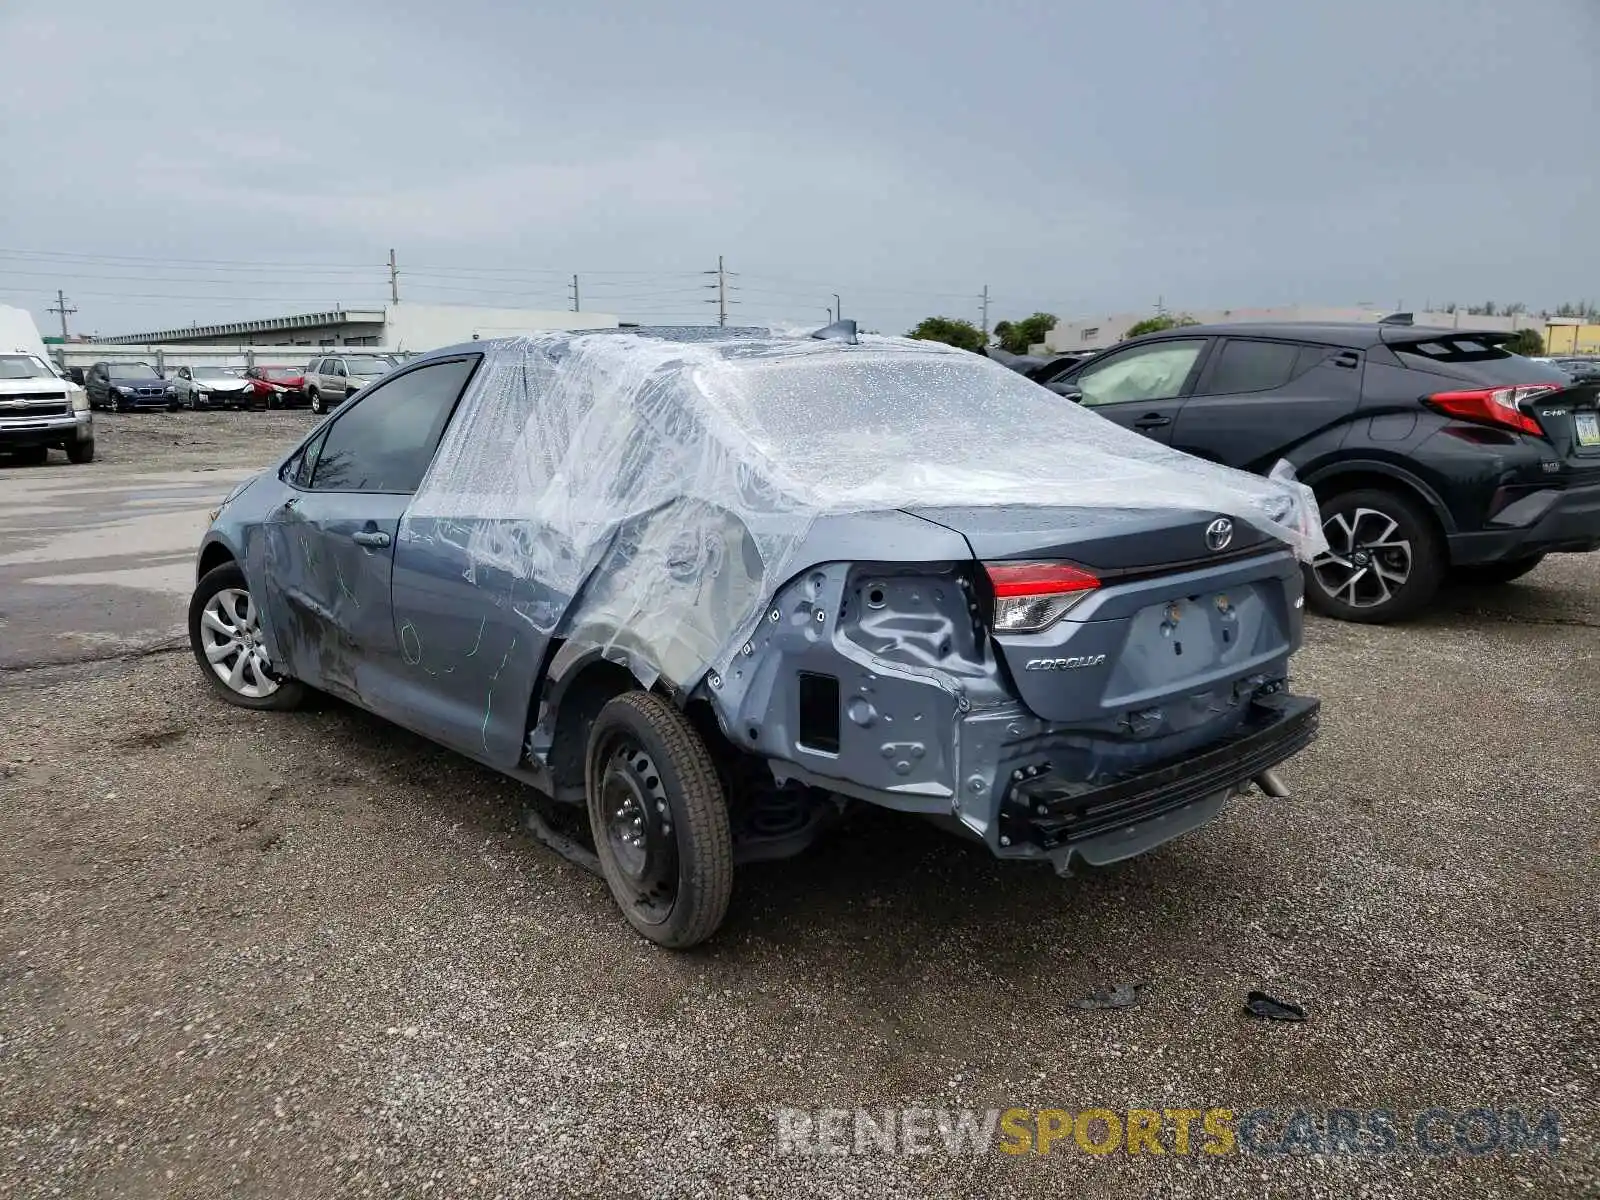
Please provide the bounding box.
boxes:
[188,323,1324,948]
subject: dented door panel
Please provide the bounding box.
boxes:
[258,491,406,704]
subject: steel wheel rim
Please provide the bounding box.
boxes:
[1311,507,1413,609]
[199,587,281,698]
[597,736,677,923]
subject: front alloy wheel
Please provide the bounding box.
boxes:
[187,562,305,710]
[1305,488,1444,623]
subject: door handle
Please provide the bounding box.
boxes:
[351,529,391,548]
[1133,413,1172,429]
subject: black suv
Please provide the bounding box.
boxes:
[1042,322,1600,621]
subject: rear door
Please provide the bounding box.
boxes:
[257,355,482,705]
[1174,337,1363,471]
[1064,337,1211,444]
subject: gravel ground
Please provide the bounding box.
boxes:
[1,415,1597,1198]
[84,408,319,471]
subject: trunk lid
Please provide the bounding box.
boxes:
[1525,381,1600,475]
[904,504,1302,725]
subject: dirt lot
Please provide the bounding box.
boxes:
[2,413,1597,1198]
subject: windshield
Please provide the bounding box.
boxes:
[344,356,392,376]
[192,367,235,380]
[0,354,56,380]
[117,363,161,379]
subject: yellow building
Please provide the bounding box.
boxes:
[1543,321,1600,354]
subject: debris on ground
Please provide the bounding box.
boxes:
[1245,990,1308,1022]
[1071,982,1147,1010]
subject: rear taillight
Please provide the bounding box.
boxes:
[983,561,1100,633]
[1424,385,1558,437]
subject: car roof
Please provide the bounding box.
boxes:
[1130,321,1512,348]
[415,325,836,366]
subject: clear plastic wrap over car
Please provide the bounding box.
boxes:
[402,330,1326,690]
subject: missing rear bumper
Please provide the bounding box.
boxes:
[998,693,1320,872]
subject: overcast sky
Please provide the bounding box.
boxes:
[2,0,1596,338]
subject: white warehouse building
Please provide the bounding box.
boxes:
[96,303,621,353]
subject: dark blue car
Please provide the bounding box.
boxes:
[189,326,1321,947]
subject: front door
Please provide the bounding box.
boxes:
[260,483,406,703]
[1065,337,1211,445]
[257,354,485,713]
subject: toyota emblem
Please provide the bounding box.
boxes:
[1205,517,1234,552]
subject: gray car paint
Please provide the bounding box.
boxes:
[199,337,1316,873]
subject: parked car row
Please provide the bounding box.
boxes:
[80,354,399,413]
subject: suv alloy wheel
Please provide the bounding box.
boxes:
[1305,488,1446,623]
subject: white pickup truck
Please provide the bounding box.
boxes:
[0,305,94,465]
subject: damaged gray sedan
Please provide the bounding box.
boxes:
[188,322,1325,948]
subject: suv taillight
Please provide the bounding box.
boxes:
[983,561,1100,633]
[1424,385,1558,437]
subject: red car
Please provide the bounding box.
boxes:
[244,365,308,409]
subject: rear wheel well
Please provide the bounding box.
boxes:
[544,659,642,794]
[197,542,235,579]
[1308,470,1450,541]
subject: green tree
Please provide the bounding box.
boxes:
[1122,313,1199,340]
[1506,328,1544,357]
[992,312,1058,355]
[907,316,987,352]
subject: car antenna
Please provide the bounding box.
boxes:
[1378,312,1414,326]
[810,318,859,345]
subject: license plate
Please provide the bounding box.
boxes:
[1577,411,1600,447]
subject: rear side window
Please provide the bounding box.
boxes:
[308,357,479,493]
[1199,339,1303,395]
[1392,337,1569,385]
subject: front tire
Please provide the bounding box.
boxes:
[11,445,48,466]
[188,561,305,711]
[1453,555,1546,586]
[1305,488,1445,623]
[65,439,94,464]
[586,691,733,949]
[308,388,325,415]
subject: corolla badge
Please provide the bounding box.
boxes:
[1205,517,1234,552]
[1024,655,1107,671]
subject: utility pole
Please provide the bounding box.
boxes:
[979,285,989,336]
[570,274,581,313]
[832,293,842,322]
[703,255,738,327]
[388,248,400,304]
[47,290,77,342]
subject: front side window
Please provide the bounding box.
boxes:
[308,358,479,494]
[1074,340,1206,407]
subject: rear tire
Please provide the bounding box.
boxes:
[586,691,733,949]
[188,561,306,711]
[65,439,95,464]
[1453,555,1546,586]
[1304,488,1445,623]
